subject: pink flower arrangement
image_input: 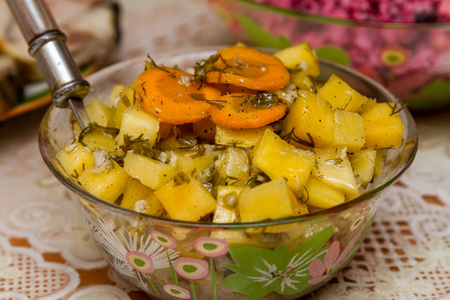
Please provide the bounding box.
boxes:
[253,0,450,23]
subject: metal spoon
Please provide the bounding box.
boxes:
[6,0,91,129]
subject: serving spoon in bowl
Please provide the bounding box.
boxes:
[6,0,91,129]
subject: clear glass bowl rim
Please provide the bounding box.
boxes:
[238,0,450,29]
[38,46,418,229]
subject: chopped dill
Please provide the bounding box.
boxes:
[71,169,80,180]
[190,53,242,88]
[188,93,227,109]
[144,54,170,73]
[280,127,315,148]
[233,92,284,110]
[190,53,222,88]
[140,82,147,98]
[342,96,352,110]
[120,134,162,159]
[387,99,407,116]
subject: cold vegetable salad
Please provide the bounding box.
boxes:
[57,43,404,223]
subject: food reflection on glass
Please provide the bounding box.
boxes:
[55,42,405,223]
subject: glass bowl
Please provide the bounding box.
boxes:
[38,46,418,300]
[209,0,450,110]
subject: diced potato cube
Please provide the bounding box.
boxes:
[215,125,271,148]
[79,159,129,203]
[123,152,177,189]
[108,98,129,128]
[86,99,111,127]
[121,178,164,216]
[117,105,160,149]
[57,141,94,179]
[173,150,214,178]
[71,99,112,134]
[109,84,127,106]
[157,133,197,151]
[218,147,251,184]
[360,103,404,149]
[350,149,377,188]
[109,83,135,107]
[292,197,309,215]
[282,90,335,148]
[79,127,118,153]
[123,83,137,105]
[155,177,217,222]
[291,69,316,93]
[314,147,359,200]
[239,178,298,222]
[253,129,315,194]
[108,84,135,129]
[331,109,365,152]
[316,74,372,112]
[274,42,320,77]
[374,149,386,178]
[302,175,345,209]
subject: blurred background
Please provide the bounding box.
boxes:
[2,0,450,120]
[209,0,450,111]
[0,0,234,121]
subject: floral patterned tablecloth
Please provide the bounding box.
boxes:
[0,0,449,299]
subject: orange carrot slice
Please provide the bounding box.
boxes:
[205,46,290,91]
[209,93,287,129]
[136,67,221,124]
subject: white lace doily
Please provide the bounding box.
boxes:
[0,0,448,298]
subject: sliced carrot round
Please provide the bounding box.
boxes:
[136,67,221,124]
[209,93,287,129]
[205,46,290,91]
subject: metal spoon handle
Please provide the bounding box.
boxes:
[6,0,90,129]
